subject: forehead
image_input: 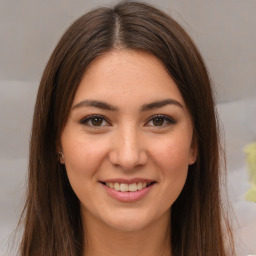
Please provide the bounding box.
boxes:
[73,50,185,108]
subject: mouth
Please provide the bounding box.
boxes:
[100,181,156,192]
[99,179,156,202]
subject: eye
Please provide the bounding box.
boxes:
[80,115,110,127]
[146,115,176,127]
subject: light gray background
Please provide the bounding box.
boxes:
[0,0,256,255]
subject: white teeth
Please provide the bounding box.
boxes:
[114,183,120,191]
[128,183,137,192]
[120,183,129,192]
[105,181,152,192]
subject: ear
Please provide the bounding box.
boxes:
[189,135,198,165]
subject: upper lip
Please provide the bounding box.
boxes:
[99,178,156,184]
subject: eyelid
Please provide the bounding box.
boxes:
[79,114,111,127]
[145,114,176,126]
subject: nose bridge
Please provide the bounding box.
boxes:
[110,124,147,170]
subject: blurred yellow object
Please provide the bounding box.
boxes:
[244,143,256,202]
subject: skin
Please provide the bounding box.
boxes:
[60,50,197,256]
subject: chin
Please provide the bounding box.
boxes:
[100,207,170,233]
[106,218,152,232]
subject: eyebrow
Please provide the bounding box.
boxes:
[141,99,183,111]
[72,100,118,111]
[72,98,183,111]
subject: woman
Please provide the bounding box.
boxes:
[19,1,235,255]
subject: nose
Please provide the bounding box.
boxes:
[109,126,148,171]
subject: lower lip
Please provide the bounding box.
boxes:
[101,183,154,202]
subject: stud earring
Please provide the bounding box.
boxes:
[58,152,64,162]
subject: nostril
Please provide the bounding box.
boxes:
[108,148,148,170]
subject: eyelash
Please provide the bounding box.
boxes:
[79,114,176,128]
[80,115,110,127]
[146,114,176,127]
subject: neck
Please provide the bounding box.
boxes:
[82,210,172,256]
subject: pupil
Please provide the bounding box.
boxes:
[153,117,164,126]
[92,118,103,126]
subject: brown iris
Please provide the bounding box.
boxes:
[152,117,164,126]
[91,117,103,126]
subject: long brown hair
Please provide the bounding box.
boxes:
[19,1,235,255]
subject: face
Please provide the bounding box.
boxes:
[60,50,197,232]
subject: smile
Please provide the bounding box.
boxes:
[100,179,156,202]
[104,181,153,192]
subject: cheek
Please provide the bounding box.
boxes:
[151,135,191,194]
[157,142,190,202]
[153,135,192,170]
[160,148,189,187]
[61,135,110,204]
[62,134,109,178]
